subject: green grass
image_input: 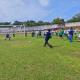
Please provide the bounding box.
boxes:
[0,34,80,80]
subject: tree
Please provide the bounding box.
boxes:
[52,18,65,25]
[24,20,37,27]
[67,13,80,22]
[0,22,11,25]
[13,21,23,25]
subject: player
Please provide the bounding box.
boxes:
[44,29,53,48]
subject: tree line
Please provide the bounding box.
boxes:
[0,13,80,27]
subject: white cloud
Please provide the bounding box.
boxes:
[38,0,49,7]
[0,0,51,22]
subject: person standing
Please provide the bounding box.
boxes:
[25,31,27,37]
[78,31,80,41]
[5,33,11,40]
[32,31,35,37]
[44,29,53,48]
[13,33,15,37]
[38,31,42,38]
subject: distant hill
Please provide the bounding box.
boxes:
[67,13,80,23]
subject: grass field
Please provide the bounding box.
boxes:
[0,34,80,80]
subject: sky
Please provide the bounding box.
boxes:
[0,0,80,22]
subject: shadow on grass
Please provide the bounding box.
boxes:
[44,45,61,48]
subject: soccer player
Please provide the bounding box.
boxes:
[32,31,35,37]
[13,33,15,37]
[44,29,53,48]
[25,31,27,37]
[5,33,11,40]
[68,27,74,42]
[37,31,42,38]
[78,32,80,41]
[59,28,64,39]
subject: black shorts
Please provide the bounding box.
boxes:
[59,35,62,37]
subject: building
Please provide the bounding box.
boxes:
[0,22,80,33]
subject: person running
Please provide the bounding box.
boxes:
[59,28,64,39]
[44,29,53,48]
[68,27,74,42]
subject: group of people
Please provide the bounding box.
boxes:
[4,27,80,48]
[5,33,15,40]
[31,31,45,38]
[43,27,80,48]
[58,27,74,42]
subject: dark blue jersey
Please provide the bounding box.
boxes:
[45,31,51,40]
[69,30,74,36]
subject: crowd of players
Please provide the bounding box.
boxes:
[5,27,80,48]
